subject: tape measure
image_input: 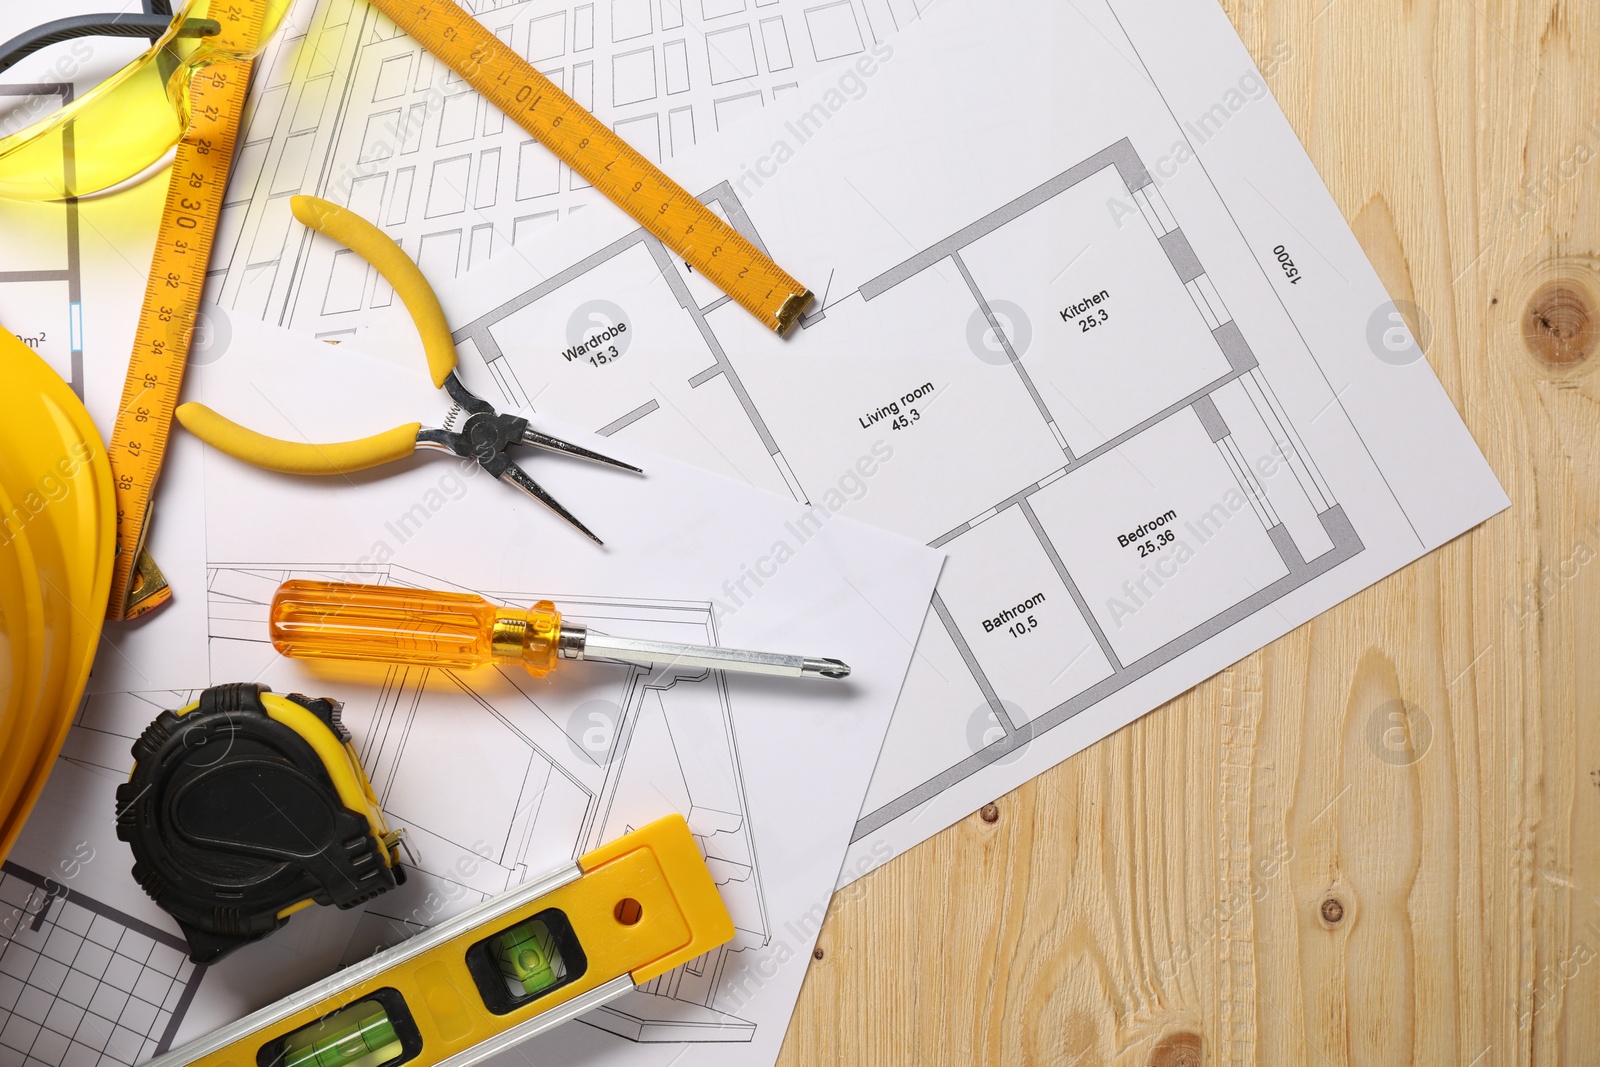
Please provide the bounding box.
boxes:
[115,683,406,963]
[103,4,266,621]
[116,693,732,1067]
[369,0,813,335]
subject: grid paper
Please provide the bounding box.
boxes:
[0,864,204,1067]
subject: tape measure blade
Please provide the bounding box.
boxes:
[367,0,811,334]
[105,53,256,620]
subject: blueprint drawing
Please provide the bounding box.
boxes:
[421,0,1508,883]
[0,861,204,1067]
[444,135,1368,850]
[209,562,768,1044]
[207,0,928,339]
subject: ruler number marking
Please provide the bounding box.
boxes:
[371,0,811,339]
[105,46,254,618]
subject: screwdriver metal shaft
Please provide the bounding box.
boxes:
[561,628,850,678]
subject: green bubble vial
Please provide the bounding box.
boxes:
[491,918,569,996]
[279,999,404,1067]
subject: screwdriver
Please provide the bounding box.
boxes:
[268,580,852,680]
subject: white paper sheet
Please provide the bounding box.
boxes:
[4,325,941,1067]
[203,0,930,340]
[386,0,1513,887]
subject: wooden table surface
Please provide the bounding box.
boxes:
[778,1,1600,1063]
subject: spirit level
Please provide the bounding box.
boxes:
[141,811,730,1067]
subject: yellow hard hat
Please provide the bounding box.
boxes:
[0,330,116,863]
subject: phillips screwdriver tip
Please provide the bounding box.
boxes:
[802,658,851,680]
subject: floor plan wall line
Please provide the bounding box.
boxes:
[852,507,1362,839]
[927,592,1013,732]
[950,250,1063,446]
[1019,499,1123,673]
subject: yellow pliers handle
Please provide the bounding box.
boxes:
[174,407,422,475]
[175,195,457,475]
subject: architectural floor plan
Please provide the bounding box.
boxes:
[848,140,1368,837]
[208,0,926,339]
[443,136,1368,848]
[418,0,1505,886]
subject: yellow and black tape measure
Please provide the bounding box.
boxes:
[115,683,406,963]
[370,0,813,334]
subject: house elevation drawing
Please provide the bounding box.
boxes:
[207,562,766,1044]
[207,0,926,339]
[0,83,84,395]
[441,137,1366,846]
[0,861,205,1067]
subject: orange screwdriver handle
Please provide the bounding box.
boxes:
[269,580,563,676]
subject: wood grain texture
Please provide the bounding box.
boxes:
[777,0,1600,1062]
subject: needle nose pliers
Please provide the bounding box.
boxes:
[175,195,639,545]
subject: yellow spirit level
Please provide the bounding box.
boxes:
[146,814,732,1067]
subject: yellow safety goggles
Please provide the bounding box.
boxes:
[0,0,292,201]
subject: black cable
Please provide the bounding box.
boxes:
[0,12,215,78]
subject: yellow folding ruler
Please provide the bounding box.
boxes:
[369,0,814,334]
[104,3,271,620]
